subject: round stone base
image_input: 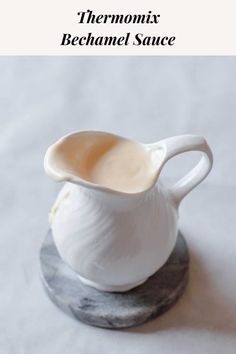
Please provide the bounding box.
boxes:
[39,230,189,329]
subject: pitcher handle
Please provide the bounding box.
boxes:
[150,135,213,206]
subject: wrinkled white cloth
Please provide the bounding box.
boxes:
[0,57,236,354]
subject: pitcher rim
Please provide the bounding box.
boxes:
[44,129,164,197]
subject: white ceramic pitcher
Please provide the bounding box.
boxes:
[44,131,213,292]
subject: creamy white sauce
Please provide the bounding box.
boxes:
[51,134,157,193]
[87,140,155,193]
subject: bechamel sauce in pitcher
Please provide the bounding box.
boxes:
[86,140,156,193]
[50,134,157,193]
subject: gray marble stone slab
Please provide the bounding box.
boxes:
[39,230,189,329]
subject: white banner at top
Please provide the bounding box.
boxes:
[0,0,235,55]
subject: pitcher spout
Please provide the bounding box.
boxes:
[44,131,120,191]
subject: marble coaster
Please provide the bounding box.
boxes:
[40,230,189,329]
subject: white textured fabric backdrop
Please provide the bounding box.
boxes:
[0,57,236,354]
